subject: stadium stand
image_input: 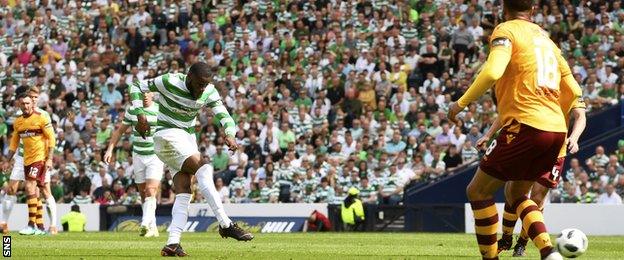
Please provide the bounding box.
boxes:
[0,0,623,209]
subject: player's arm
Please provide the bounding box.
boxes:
[42,116,56,169]
[448,27,513,123]
[7,129,19,162]
[559,55,587,154]
[476,116,501,148]
[104,109,132,163]
[130,77,158,138]
[567,107,586,154]
[206,87,238,151]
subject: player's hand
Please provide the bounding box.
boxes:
[476,135,490,149]
[1,162,9,172]
[225,136,238,153]
[447,102,463,126]
[135,114,150,139]
[104,150,113,164]
[45,158,53,171]
[567,137,580,154]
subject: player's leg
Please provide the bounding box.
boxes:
[20,178,39,235]
[2,156,25,234]
[35,186,45,232]
[514,156,564,257]
[1,180,20,234]
[498,182,519,252]
[161,172,192,257]
[513,183,550,257]
[466,168,505,260]
[42,174,58,234]
[506,181,557,260]
[142,156,163,237]
[133,155,151,236]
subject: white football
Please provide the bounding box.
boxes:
[555,228,588,258]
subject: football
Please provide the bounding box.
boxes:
[556,228,589,258]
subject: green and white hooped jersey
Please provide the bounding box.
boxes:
[123,103,159,156]
[17,108,52,157]
[129,73,236,136]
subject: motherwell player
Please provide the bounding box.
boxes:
[0,87,59,235]
[3,94,56,235]
[493,80,586,255]
[448,1,577,259]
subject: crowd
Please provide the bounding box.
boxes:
[0,0,623,206]
[552,143,624,204]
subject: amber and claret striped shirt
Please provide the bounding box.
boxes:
[9,111,56,166]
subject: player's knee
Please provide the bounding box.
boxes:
[174,185,192,194]
[144,187,158,197]
[181,154,202,174]
[465,183,480,201]
[173,173,192,194]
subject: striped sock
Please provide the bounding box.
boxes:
[514,198,552,258]
[517,206,544,246]
[36,198,44,230]
[470,199,499,260]
[501,202,517,238]
[26,196,38,227]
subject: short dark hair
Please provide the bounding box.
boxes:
[188,62,214,78]
[17,93,28,100]
[71,204,81,212]
[504,0,533,13]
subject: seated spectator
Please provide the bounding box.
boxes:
[306,210,332,232]
[72,189,93,204]
[597,184,623,205]
[443,146,463,171]
[61,205,86,232]
[461,140,479,164]
[586,146,609,170]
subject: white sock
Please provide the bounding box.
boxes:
[144,196,157,228]
[2,195,16,223]
[141,198,148,227]
[46,195,58,227]
[166,193,191,245]
[196,164,232,228]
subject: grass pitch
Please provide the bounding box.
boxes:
[8,232,624,259]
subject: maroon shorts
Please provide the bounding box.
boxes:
[536,157,565,189]
[479,123,565,182]
[24,161,46,187]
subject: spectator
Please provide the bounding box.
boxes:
[215,177,230,204]
[586,146,610,170]
[61,205,86,232]
[461,140,479,164]
[443,146,463,171]
[72,189,93,204]
[306,210,332,232]
[597,184,623,205]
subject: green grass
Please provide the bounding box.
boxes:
[8,232,624,259]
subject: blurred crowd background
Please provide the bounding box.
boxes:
[0,0,623,206]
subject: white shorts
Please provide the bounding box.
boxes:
[133,152,165,184]
[10,155,51,183]
[153,128,198,174]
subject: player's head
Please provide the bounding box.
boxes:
[28,86,40,106]
[186,62,215,99]
[18,93,34,115]
[503,0,534,19]
[143,91,154,107]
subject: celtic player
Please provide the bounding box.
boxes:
[104,91,163,238]
[130,62,253,257]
